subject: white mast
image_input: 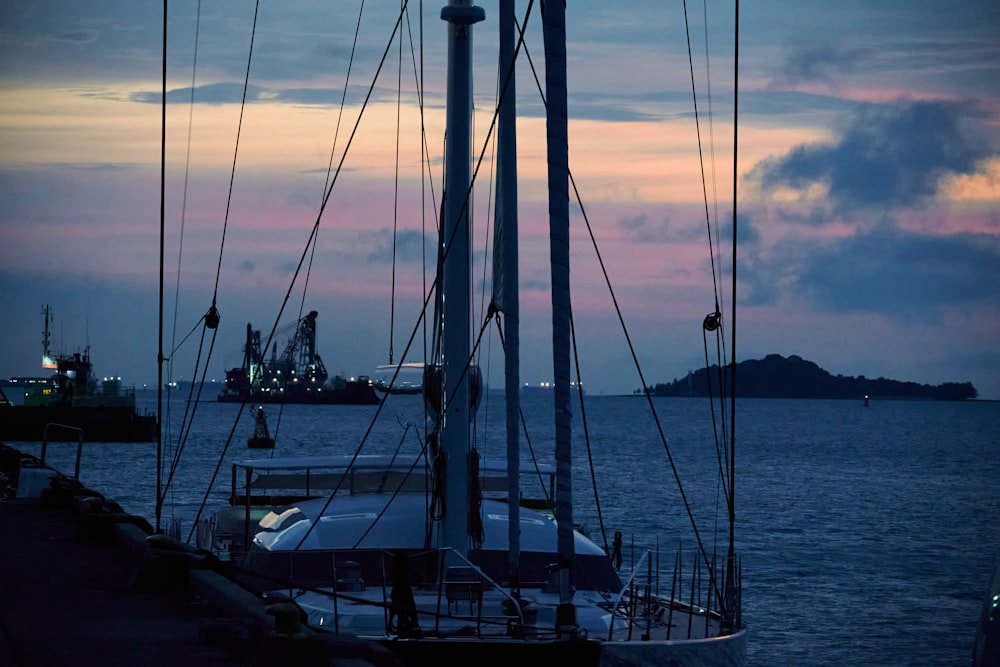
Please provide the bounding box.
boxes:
[494,0,521,590]
[542,1,577,634]
[439,0,484,562]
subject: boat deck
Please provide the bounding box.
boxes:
[0,443,402,667]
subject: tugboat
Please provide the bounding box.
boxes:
[217,311,379,405]
[0,306,157,442]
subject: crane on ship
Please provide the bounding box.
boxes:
[221,310,329,400]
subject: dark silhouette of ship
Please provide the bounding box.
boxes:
[217,311,379,405]
[0,305,157,442]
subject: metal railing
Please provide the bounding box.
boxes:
[40,423,85,479]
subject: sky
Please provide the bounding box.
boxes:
[0,1,998,399]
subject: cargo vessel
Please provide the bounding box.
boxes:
[0,306,157,442]
[216,311,379,405]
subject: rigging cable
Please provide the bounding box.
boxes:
[414,1,433,383]
[408,0,436,543]
[292,303,494,554]
[233,0,526,557]
[569,309,610,556]
[470,30,503,469]
[682,0,732,520]
[276,0,367,437]
[165,0,261,521]
[700,0,731,455]
[212,0,260,304]
[516,18,722,603]
[189,2,416,543]
[162,0,204,527]
[389,0,403,366]
[697,0,734,498]
[492,315,557,509]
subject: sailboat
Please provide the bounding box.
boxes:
[194,2,746,664]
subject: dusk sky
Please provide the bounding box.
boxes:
[1,1,998,399]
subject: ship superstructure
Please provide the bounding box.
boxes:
[218,311,377,405]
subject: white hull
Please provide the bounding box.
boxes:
[291,588,746,666]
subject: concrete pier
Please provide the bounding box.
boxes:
[0,443,402,667]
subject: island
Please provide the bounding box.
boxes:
[645,354,978,401]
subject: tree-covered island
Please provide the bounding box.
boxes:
[645,354,978,400]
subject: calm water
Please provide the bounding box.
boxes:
[19,392,1000,666]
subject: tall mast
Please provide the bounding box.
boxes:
[41,305,55,369]
[439,0,484,562]
[495,0,521,590]
[725,0,741,631]
[542,0,576,631]
[155,0,167,534]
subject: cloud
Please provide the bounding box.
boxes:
[359,228,434,264]
[127,83,389,107]
[774,41,866,86]
[617,210,759,253]
[719,211,761,246]
[52,30,97,45]
[131,83,268,105]
[742,227,1000,319]
[619,212,695,243]
[741,90,858,119]
[748,100,998,213]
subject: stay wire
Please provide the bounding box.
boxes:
[252,0,529,554]
[702,328,731,511]
[518,21,721,602]
[389,0,404,365]
[683,0,723,314]
[212,0,260,304]
[323,0,366,196]
[405,2,435,534]
[569,309,609,555]
[168,0,258,517]
[683,0,732,534]
[492,314,555,510]
[188,3,414,541]
[161,318,220,514]
[271,1,383,446]
[167,0,203,473]
[285,1,370,427]
[292,304,495,554]
[399,1,439,417]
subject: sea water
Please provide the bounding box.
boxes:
[20,392,1000,666]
